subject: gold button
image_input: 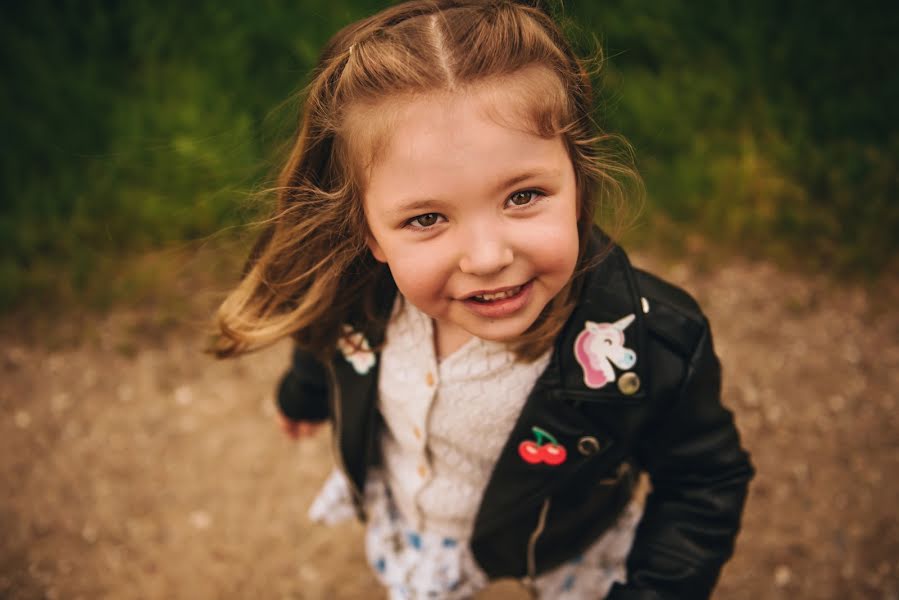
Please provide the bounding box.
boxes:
[577,436,601,456]
[425,372,435,387]
[417,464,428,478]
[413,426,422,439]
[617,372,640,395]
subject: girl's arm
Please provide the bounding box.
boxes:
[276,346,331,423]
[608,319,754,600]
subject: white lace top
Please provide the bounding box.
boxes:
[377,297,553,536]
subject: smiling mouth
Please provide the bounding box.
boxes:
[467,282,527,303]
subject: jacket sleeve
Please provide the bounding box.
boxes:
[607,319,754,600]
[275,346,330,422]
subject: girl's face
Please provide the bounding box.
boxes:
[362,83,579,348]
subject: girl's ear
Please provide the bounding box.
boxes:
[366,234,388,263]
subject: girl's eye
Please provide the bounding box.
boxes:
[407,213,443,229]
[506,190,543,208]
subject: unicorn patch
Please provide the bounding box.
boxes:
[573,314,637,389]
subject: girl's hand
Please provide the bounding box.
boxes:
[277,413,324,440]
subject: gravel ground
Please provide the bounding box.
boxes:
[1,251,897,600]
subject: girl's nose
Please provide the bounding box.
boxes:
[458,231,514,275]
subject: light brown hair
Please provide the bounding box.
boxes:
[214,0,638,362]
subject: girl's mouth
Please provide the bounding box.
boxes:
[462,280,534,318]
[469,284,524,303]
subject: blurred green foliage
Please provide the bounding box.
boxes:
[571,1,898,273]
[1,0,896,310]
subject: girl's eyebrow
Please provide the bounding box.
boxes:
[390,169,560,216]
[494,169,559,193]
[389,198,446,217]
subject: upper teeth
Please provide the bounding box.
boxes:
[475,285,522,301]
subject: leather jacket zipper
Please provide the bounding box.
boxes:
[521,497,551,598]
[326,362,367,521]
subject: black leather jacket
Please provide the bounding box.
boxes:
[277,231,754,599]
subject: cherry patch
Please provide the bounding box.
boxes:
[518,426,567,466]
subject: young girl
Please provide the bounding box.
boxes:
[215,1,754,598]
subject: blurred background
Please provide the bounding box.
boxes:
[1,1,897,599]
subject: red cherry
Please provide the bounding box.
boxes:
[540,443,567,466]
[518,440,542,464]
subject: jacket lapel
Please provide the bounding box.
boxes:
[331,282,397,495]
[472,230,649,531]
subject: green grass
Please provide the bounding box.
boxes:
[2,0,896,312]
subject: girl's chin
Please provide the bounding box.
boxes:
[454,310,543,343]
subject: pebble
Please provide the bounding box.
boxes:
[189,510,212,530]
[174,385,193,406]
[764,404,783,425]
[741,384,760,407]
[774,564,792,587]
[50,393,71,414]
[14,411,32,429]
[82,368,98,388]
[791,462,809,481]
[828,394,846,413]
[261,395,276,417]
[81,523,98,543]
[46,355,64,373]
[117,384,134,403]
[843,344,862,365]
[5,346,26,369]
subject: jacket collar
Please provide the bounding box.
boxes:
[540,227,649,402]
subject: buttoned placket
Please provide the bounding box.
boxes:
[378,299,442,532]
[411,359,439,530]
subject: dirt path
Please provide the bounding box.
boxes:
[2,252,897,600]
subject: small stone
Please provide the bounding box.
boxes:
[50,393,71,414]
[46,355,64,373]
[14,411,31,429]
[82,523,98,543]
[828,395,846,413]
[117,384,134,403]
[174,385,193,406]
[843,344,862,365]
[63,421,82,440]
[5,347,26,369]
[299,565,320,582]
[742,385,760,407]
[764,404,783,424]
[189,510,211,530]
[261,396,276,417]
[774,565,792,587]
[82,368,98,388]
